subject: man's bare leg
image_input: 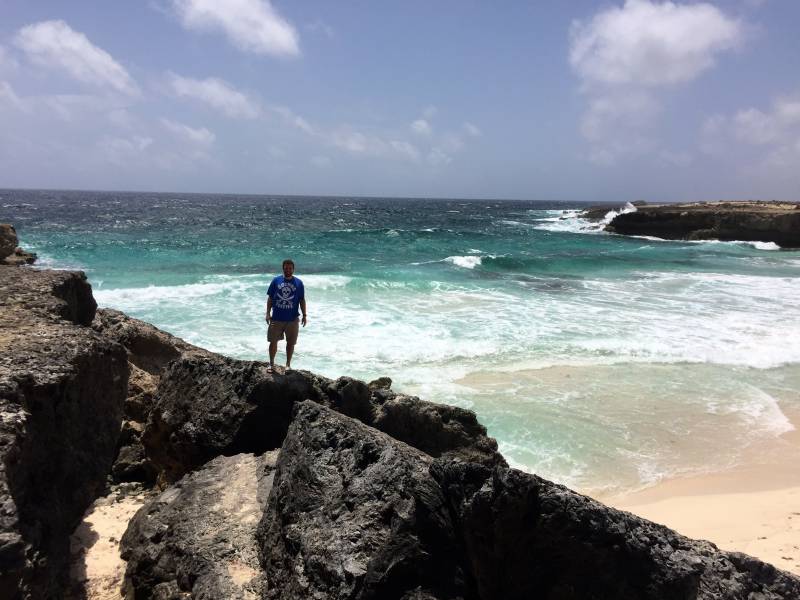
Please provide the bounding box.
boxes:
[286,343,294,369]
[269,340,278,371]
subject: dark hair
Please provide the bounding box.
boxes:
[282,259,295,267]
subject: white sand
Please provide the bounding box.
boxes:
[69,488,149,600]
[603,426,800,576]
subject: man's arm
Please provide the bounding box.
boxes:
[266,297,272,323]
[300,298,307,327]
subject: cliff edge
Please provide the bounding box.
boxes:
[604,201,800,247]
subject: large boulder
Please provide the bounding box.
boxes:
[257,401,472,600]
[142,356,328,483]
[432,460,800,600]
[93,310,216,484]
[0,224,17,260]
[0,267,127,599]
[372,394,505,468]
[607,201,800,247]
[141,357,505,485]
[121,451,277,599]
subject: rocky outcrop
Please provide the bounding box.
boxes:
[121,451,277,599]
[142,356,328,484]
[580,201,646,221]
[92,309,215,484]
[4,260,800,598]
[606,201,800,247]
[0,267,127,599]
[257,401,472,600]
[1,224,37,266]
[433,461,800,599]
[0,224,17,260]
[141,357,505,485]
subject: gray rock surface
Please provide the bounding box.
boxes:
[432,460,800,600]
[257,401,472,600]
[121,451,276,599]
[0,266,127,599]
[606,201,800,247]
[143,356,328,484]
[0,224,17,260]
[92,309,215,484]
[141,358,504,485]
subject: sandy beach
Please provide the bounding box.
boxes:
[601,416,800,576]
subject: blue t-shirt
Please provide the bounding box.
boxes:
[267,275,304,322]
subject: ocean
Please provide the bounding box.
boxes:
[3,188,799,495]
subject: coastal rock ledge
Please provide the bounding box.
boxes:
[2,258,800,598]
[604,201,800,247]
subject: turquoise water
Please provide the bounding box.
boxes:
[4,189,800,494]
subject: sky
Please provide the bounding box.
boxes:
[0,0,798,202]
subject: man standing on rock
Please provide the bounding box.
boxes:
[266,259,307,372]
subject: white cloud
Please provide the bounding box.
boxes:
[427,148,452,167]
[569,1,742,167]
[97,135,154,167]
[411,119,431,136]
[271,106,316,134]
[463,122,481,137]
[170,0,299,57]
[14,20,139,96]
[580,91,660,142]
[161,118,215,146]
[0,81,26,112]
[389,140,420,162]
[422,105,437,119]
[168,73,260,118]
[570,0,742,87]
[701,93,800,178]
[331,129,372,154]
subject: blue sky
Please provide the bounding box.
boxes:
[0,0,798,201]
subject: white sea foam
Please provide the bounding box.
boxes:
[532,203,638,235]
[445,255,482,269]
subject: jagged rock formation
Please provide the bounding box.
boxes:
[121,452,277,599]
[605,201,800,247]
[141,355,505,485]
[2,254,800,599]
[92,309,214,484]
[257,401,472,600]
[0,267,127,599]
[0,224,37,266]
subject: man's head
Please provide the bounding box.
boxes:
[282,259,295,278]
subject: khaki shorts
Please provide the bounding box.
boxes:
[268,319,300,345]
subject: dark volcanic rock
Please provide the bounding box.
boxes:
[0,267,127,599]
[581,201,646,221]
[607,201,800,247]
[92,308,211,376]
[143,355,328,483]
[121,451,276,599]
[4,248,37,267]
[257,401,472,600]
[0,224,17,259]
[432,460,800,600]
[373,394,506,468]
[142,355,504,484]
[93,309,216,485]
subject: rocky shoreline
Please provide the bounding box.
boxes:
[589,201,800,247]
[2,229,800,598]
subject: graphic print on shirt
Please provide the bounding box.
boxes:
[275,281,296,310]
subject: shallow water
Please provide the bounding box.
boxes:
[4,189,799,493]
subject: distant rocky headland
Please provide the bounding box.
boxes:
[2,225,800,599]
[585,201,800,247]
